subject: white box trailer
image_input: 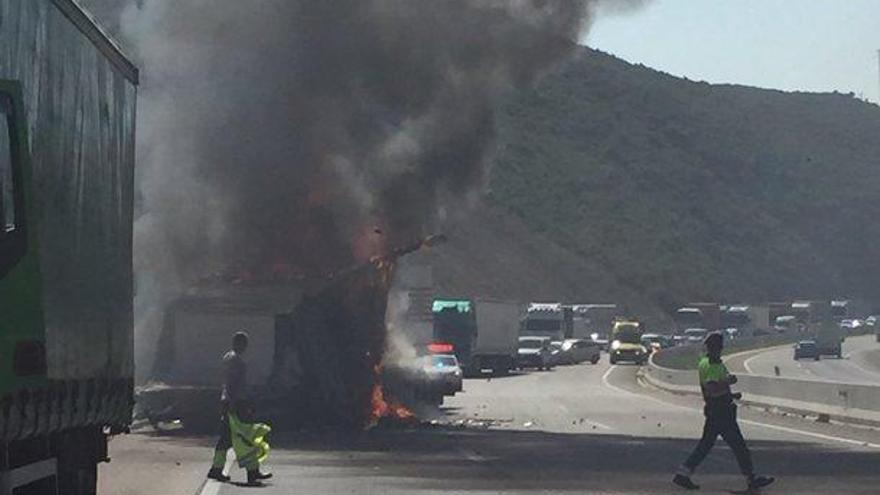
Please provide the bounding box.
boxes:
[472,300,522,373]
[433,299,522,375]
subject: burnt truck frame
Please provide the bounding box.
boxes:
[0,2,138,494]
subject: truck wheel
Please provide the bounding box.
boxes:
[814,355,820,361]
[609,356,617,365]
[591,355,600,365]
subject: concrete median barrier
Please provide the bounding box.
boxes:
[644,354,880,427]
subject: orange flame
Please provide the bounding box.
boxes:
[367,367,415,428]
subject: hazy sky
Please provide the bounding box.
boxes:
[588,0,880,103]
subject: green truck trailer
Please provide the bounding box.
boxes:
[0,1,138,493]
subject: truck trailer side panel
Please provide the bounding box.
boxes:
[473,300,521,368]
[1,1,137,492]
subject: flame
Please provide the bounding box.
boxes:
[367,366,415,428]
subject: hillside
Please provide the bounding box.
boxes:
[475,46,880,314]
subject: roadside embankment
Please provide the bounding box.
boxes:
[652,331,806,370]
[643,353,880,428]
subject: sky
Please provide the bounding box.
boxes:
[587,0,880,103]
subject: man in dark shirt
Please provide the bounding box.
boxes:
[674,332,774,491]
[207,331,273,485]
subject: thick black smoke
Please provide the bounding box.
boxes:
[123,0,651,278]
[82,0,644,378]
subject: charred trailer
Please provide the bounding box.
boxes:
[142,285,303,432]
[0,1,138,493]
[144,258,402,432]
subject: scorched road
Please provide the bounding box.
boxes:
[194,358,880,494]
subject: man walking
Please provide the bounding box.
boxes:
[673,332,774,491]
[207,331,273,486]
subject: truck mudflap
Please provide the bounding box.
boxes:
[0,378,132,443]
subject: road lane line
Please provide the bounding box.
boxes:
[197,458,234,495]
[743,354,759,375]
[737,419,880,449]
[604,365,880,451]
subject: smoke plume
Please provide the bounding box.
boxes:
[81,0,643,379]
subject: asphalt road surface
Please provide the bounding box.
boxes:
[727,335,880,385]
[127,357,880,495]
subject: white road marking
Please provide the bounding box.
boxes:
[737,419,880,450]
[197,458,234,495]
[742,354,759,375]
[602,365,880,451]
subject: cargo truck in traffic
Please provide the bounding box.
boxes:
[522,303,566,341]
[0,2,138,492]
[432,299,522,376]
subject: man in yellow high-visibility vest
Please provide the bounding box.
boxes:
[673,332,774,491]
[207,331,273,486]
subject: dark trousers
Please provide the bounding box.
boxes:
[684,405,754,476]
[215,408,232,452]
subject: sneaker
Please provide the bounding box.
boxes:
[748,475,775,491]
[206,467,230,483]
[254,471,273,481]
[673,473,700,490]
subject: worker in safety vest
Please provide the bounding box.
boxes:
[673,332,774,491]
[207,331,273,486]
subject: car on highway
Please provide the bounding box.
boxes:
[840,319,864,332]
[424,354,464,395]
[517,336,554,370]
[549,341,564,366]
[684,328,709,344]
[793,340,820,360]
[774,315,798,333]
[590,333,610,352]
[557,339,601,365]
[609,320,649,365]
[640,333,671,353]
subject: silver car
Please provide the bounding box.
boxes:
[423,354,463,395]
[558,339,601,365]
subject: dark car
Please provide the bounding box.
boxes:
[793,340,820,360]
[517,336,553,370]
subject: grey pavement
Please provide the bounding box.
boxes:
[728,335,880,385]
[193,358,880,495]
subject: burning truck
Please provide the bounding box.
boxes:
[138,236,445,431]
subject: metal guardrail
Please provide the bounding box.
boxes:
[645,351,880,427]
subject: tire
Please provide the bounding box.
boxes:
[609,356,617,365]
[814,355,820,361]
[590,355,600,365]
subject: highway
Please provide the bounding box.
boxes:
[98,357,880,495]
[727,335,880,385]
